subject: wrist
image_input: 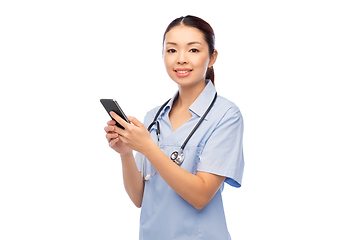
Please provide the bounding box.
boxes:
[120,150,133,159]
[142,140,158,159]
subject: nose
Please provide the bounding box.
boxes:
[177,51,188,64]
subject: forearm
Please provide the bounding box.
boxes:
[143,142,221,210]
[120,152,144,208]
[109,114,224,209]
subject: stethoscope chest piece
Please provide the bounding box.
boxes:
[143,92,217,180]
[170,151,184,165]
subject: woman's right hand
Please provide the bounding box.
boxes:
[104,120,132,156]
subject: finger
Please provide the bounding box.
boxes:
[110,111,130,129]
[118,134,128,145]
[107,120,116,126]
[104,125,115,133]
[109,137,119,147]
[111,124,126,136]
[106,133,119,141]
[127,116,144,128]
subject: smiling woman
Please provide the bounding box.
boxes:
[104,15,244,240]
[163,15,217,85]
[163,25,217,91]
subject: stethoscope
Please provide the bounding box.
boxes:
[143,92,217,180]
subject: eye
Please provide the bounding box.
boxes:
[189,48,199,53]
[167,49,176,53]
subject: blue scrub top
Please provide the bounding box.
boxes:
[135,80,244,240]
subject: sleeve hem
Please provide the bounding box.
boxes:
[197,166,242,188]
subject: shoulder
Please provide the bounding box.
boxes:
[214,95,243,124]
[143,104,165,127]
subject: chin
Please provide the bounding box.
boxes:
[173,77,206,88]
[168,70,206,87]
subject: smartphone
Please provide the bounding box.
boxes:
[100,99,130,129]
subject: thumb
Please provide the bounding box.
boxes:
[127,116,142,127]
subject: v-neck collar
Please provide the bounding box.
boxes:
[157,79,217,121]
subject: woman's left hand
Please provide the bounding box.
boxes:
[110,112,155,154]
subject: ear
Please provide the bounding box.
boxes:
[208,49,218,68]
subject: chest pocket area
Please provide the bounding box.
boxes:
[160,145,201,175]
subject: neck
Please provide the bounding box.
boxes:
[176,80,207,109]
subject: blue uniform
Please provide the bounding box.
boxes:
[135,80,244,239]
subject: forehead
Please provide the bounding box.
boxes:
[164,25,206,44]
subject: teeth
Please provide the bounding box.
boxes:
[177,70,190,73]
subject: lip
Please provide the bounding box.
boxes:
[174,68,192,78]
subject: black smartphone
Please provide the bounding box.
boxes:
[100,99,130,129]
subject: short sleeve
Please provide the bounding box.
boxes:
[134,151,144,173]
[197,107,244,188]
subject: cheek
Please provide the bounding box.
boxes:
[164,57,177,79]
[163,55,174,70]
[194,54,210,70]
[163,57,171,74]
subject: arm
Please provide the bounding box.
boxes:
[143,141,225,210]
[120,152,144,208]
[105,120,144,208]
[111,113,225,210]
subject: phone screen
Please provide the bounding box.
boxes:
[100,99,129,129]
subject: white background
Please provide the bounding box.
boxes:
[1,0,359,239]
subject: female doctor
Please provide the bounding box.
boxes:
[104,15,244,240]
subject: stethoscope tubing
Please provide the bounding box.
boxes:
[179,92,217,151]
[146,92,217,167]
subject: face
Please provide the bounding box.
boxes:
[163,25,217,87]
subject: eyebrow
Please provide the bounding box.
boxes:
[166,41,202,46]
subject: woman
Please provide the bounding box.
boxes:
[104,15,244,240]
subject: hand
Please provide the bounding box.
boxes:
[109,112,156,155]
[104,119,132,156]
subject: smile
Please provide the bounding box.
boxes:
[175,68,192,77]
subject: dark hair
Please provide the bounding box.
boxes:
[163,15,216,85]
